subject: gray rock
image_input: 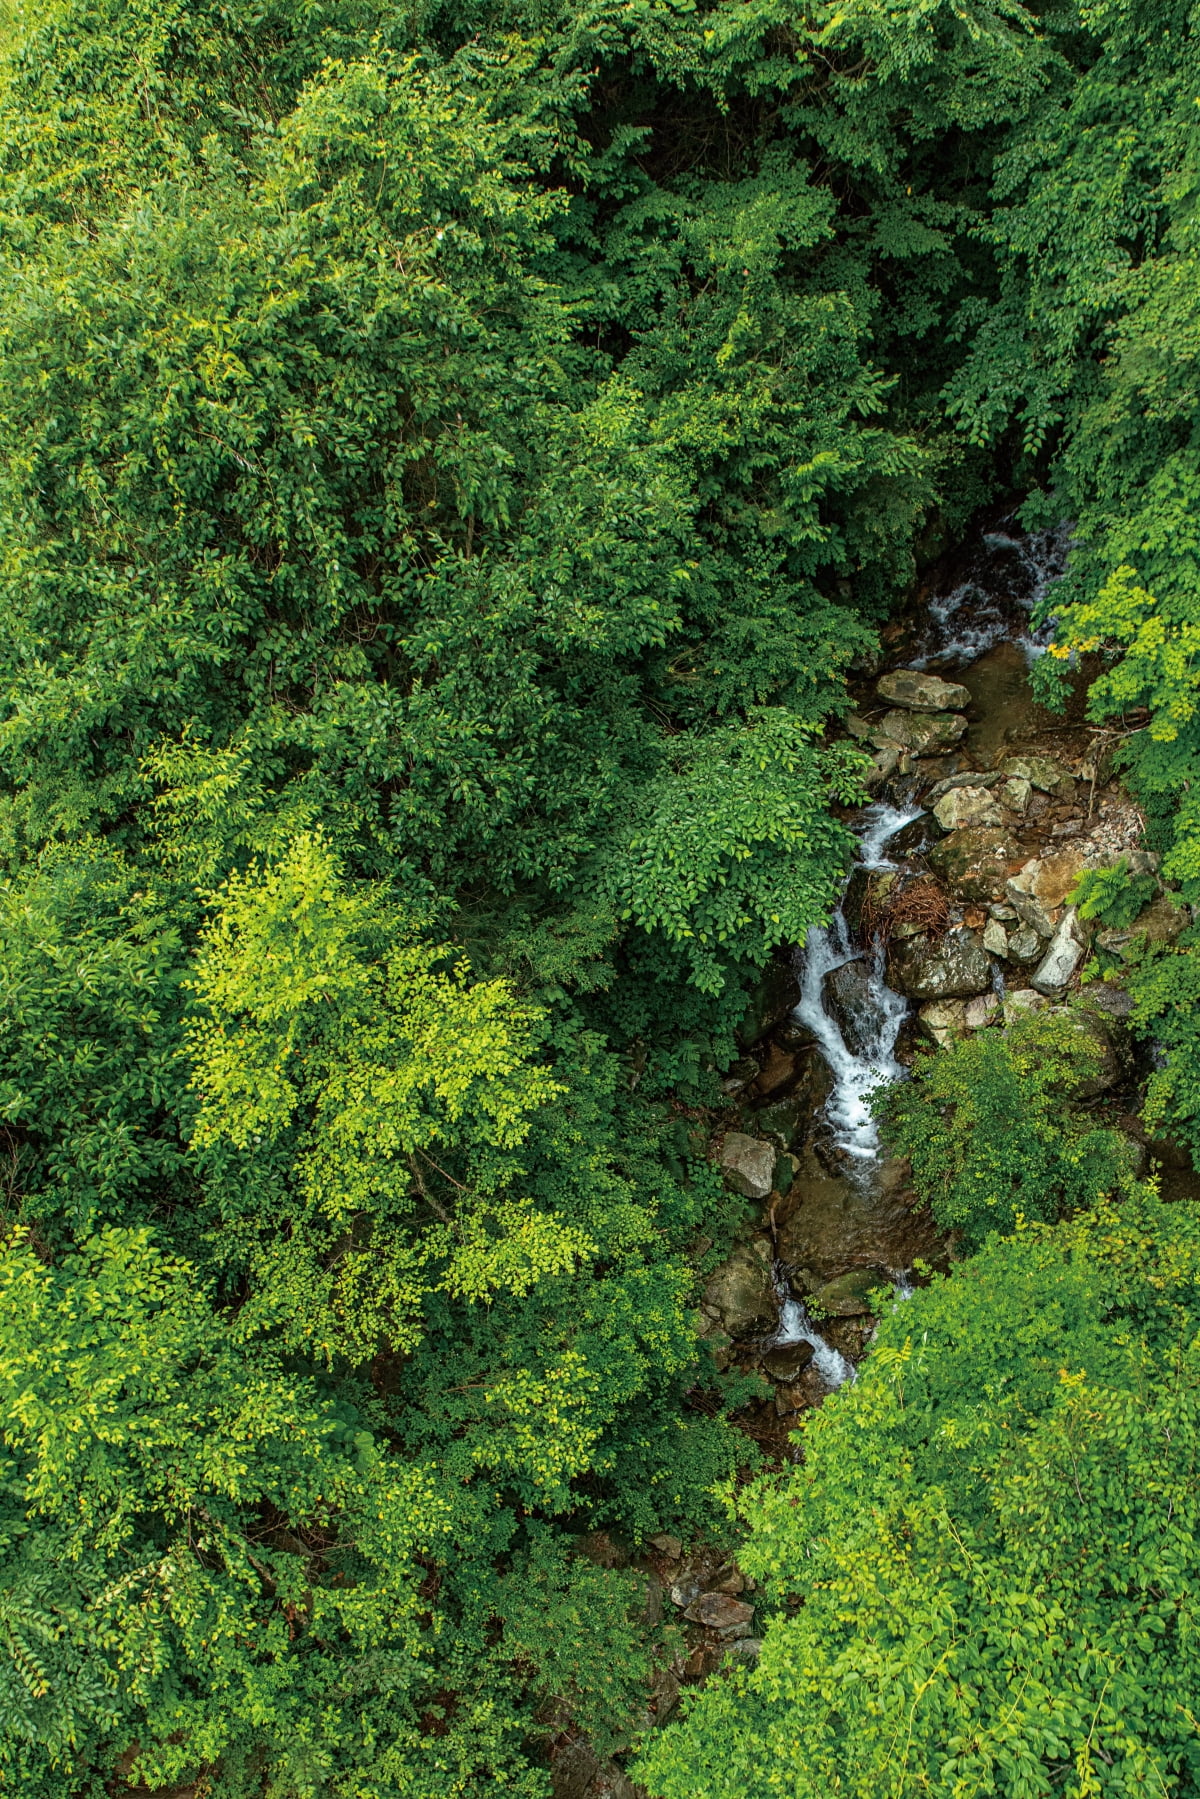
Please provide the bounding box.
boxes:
[924,769,1000,806]
[1031,909,1086,995]
[720,1133,776,1200]
[1001,755,1076,800]
[701,1237,776,1340]
[932,786,1003,832]
[866,744,902,786]
[982,918,1009,956]
[872,710,968,754]
[1001,776,1033,813]
[724,1637,764,1665]
[876,670,972,713]
[1003,988,1049,1023]
[1004,882,1057,938]
[889,927,994,1000]
[649,1533,683,1560]
[1007,924,1042,963]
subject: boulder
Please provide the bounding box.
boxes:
[1001,754,1076,800]
[964,991,1001,1030]
[876,670,972,713]
[720,1132,776,1200]
[932,785,1003,832]
[754,1095,808,1150]
[683,1593,756,1637]
[1066,1009,1127,1098]
[1004,881,1057,938]
[761,1341,815,1381]
[928,828,1022,901]
[750,1041,798,1098]
[1003,988,1049,1023]
[737,958,801,1048]
[866,744,902,787]
[1102,893,1190,953]
[1008,925,1042,963]
[701,1238,776,1340]
[982,918,1009,956]
[1001,776,1033,813]
[1012,849,1088,909]
[1031,909,1087,995]
[917,997,968,1046]
[889,926,994,999]
[871,710,968,754]
[825,958,879,1057]
[924,769,1000,806]
[809,1267,883,1316]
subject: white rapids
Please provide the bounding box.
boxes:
[773,804,923,1388]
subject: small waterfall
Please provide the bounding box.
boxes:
[792,804,921,1167]
[773,804,922,1389]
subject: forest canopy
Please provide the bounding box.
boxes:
[1,0,1200,1793]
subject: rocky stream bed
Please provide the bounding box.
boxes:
[552,520,1200,1799]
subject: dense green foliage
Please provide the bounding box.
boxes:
[879,1010,1133,1245]
[637,1188,1200,1799]
[2,0,1200,1790]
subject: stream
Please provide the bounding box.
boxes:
[773,804,922,1386]
[766,516,1075,1390]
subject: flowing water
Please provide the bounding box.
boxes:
[774,804,924,1386]
[770,519,1074,1392]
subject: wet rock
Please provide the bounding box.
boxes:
[810,1268,883,1316]
[1001,776,1033,813]
[1004,882,1057,938]
[720,1057,759,1095]
[917,997,968,1045]
[737,958,801,1048]
[866,744,902,787]
[750,1042,798,1099]
[1003,988,1049,1023]
[927,827,1022,901]
[889,926,993,999]
[825,959,879,1057]
[701,1237,776,1339]
[1031,908,1087,996]
[924,769,1000,806]
[774,1151,799,1197]
[932,785,1003,832]
[761,1341,815,1381]
[876,670,972,712]
[755,1094,811,1151]
[1001,754,1076,800]
[683,1593,755,1637]
[776,1157,937,1282]
[872,710,968,754]
[964,991,1001,1030]
[720,1133,776,1200]
[982,918,1008,956]
[775,1373,824,1414]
